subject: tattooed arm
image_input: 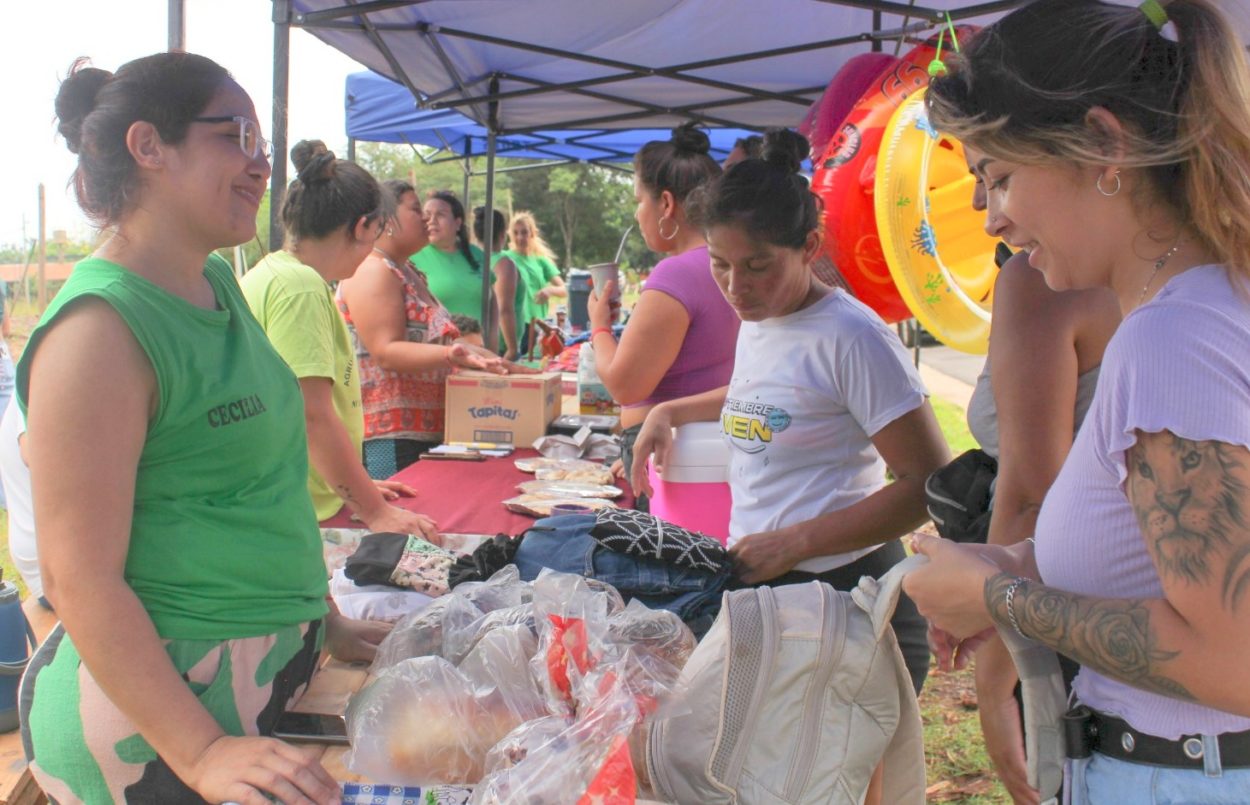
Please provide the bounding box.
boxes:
[907,429,1250,714]
[983,429,1250,711]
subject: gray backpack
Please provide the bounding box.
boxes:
[644,555,927,804]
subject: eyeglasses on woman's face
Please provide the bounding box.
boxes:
[192,115,272,160]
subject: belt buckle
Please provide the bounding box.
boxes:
[1182,737,1204,760]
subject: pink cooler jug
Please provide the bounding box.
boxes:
[646,422,732,544]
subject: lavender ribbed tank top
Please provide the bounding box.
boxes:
[1035,265,1250,739]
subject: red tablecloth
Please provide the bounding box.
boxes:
[319,448,632,535]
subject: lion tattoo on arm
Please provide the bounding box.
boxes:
[1127,430,1250,611]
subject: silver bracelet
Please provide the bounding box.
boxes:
[1003,576,1029,639]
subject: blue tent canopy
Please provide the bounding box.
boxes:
[346,70,761,164]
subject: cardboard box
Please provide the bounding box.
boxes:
[445,371,562,446]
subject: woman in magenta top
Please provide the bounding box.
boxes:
[589,123,740,506]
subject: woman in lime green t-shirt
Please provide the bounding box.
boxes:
[413,191,497,337]
[20,52,345,804]
[241,140,439,541]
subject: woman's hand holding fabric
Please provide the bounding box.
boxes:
[904,532,1002,640]
[728,529,802,584]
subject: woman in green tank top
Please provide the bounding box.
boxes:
[17,53,346,805]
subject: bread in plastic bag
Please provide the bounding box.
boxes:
[345,656,524,785]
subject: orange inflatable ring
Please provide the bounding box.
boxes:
[810,27,977,324]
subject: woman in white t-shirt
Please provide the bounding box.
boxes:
[630,129,950,694]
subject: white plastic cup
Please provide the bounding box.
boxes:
[587,262,622,311]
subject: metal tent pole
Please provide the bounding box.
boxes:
[481,78,500,351]
[168,0,185,50]
[270,0,291,252]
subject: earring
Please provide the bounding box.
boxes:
[385,227,394,236]
[1096,171,1122,197]
[657,216,680,241]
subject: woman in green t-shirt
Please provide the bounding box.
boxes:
[413,191,497,336]
[21,52,343,804]
[507,211,567,351]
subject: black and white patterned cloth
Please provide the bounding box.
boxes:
[591,508,730,573]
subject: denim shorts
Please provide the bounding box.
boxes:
[1069,749,1250,804]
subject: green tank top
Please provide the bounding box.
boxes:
[16,255,328,640]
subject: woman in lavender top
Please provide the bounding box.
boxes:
[905,0,1250,799]
[588,123,739,505]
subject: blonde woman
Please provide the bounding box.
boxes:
[505,211,565,351]
[905,0,1250,799]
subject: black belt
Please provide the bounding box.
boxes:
[1064,705,1250,769]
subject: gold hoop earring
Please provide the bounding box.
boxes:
[1096,171,1122,197]
[657,216,680,241]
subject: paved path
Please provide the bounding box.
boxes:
[916,344,982,410]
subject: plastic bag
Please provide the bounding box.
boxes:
[370,594,483,674]
[452,565,533,613]
[346,657,524,786]
[444,603,537,667]
[457,623,547,724]
[529,570,616,716]
[607,600,697,672]
[469,672,641,805]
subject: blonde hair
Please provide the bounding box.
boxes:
[508,211,556,261]
[927,0,1250,277]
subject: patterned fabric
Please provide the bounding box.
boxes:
[21,621,323,804]
[339,783,471,804]
[338,255,460,442]
[391,536,456,597]
[591,508,730,573]
[345,533,455,597]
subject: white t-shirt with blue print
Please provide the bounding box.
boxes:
[723,289,927,573]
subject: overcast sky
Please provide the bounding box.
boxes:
[1,0,362,247]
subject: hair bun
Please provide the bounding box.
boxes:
[670,122,712,156]
[291,139,336,184]
[761,128,808,176]
[55,58,112,155]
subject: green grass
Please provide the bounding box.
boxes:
[934,396,980,455]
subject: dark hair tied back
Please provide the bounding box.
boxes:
[429,190,480,272]
[54,52,231,227]
[291,139,336,185]
[634,122,721,204]
[687,128,819,251]
[282,138,387,242]
[55,59,111,155]
[761,128,808,178]
[670,122,712,156]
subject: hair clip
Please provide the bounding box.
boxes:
[1139,0,1178,41]
[926,13,962,77]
